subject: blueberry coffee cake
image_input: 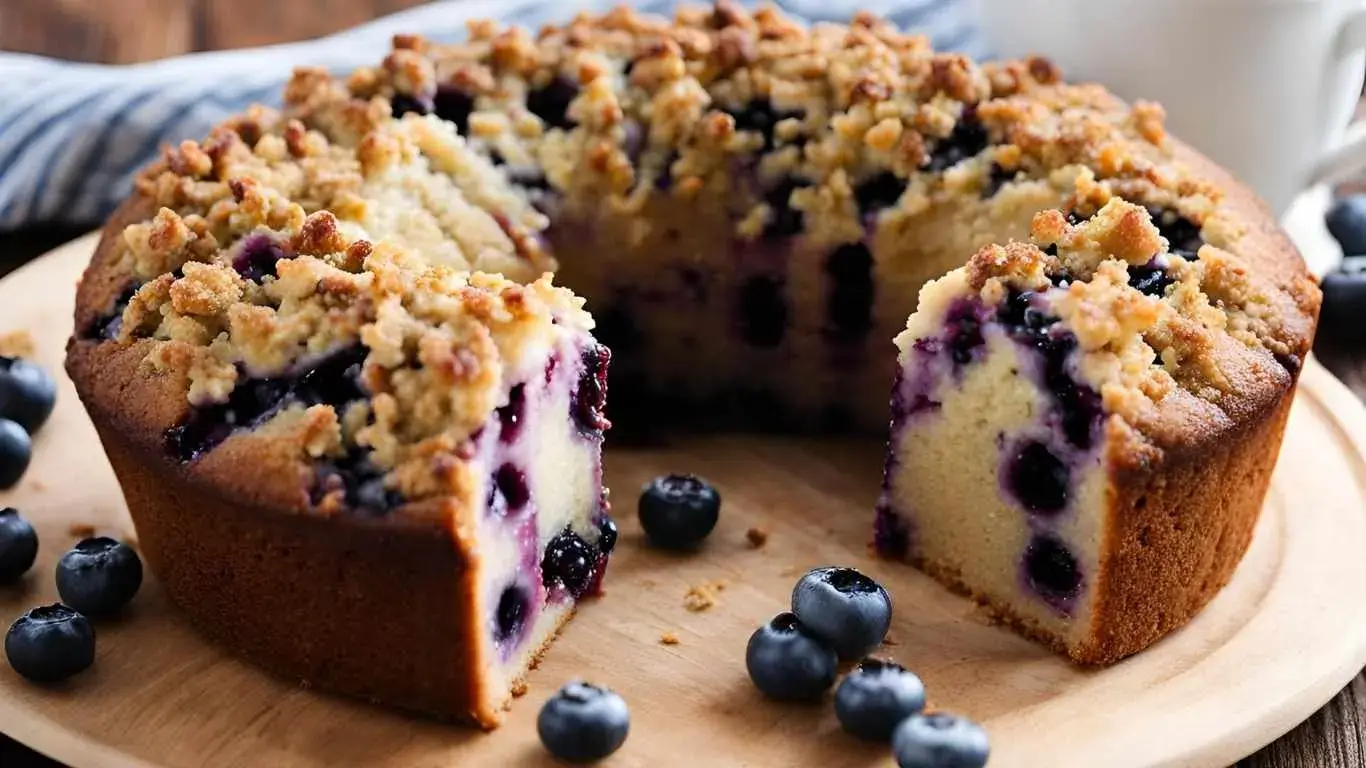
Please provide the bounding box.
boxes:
[66,2,1318,723]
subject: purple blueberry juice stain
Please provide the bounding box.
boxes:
[572,343,611,438]
[1021,532,1083,615]
[493,463,531,513]
[944,299,988,366]
[737,275,788,348]
[1003,439,1069,516]
[923,105,990,172]
[997,291,1102,451]
[1147,206,1205,258]
[824,242,875,343]
[873,499,912,559]
[493,583,531,648]
[497,384,526,444]
[433,84,475,134]
[231,235,287,283]
[527,75,579,129]
[1128,257,1173,297]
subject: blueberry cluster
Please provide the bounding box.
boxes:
[744,567,988,768]
[1322,196,1366,344]
[0,356,56,489]
[1,507,143,684]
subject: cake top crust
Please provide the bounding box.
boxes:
[69,1,1318,513]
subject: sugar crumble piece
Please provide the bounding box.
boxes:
[659,632,681,645]
[745,526,769,548]
[510,679,529,697]
[0,330,35,359]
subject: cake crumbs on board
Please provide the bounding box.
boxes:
[745,526,769,548]
[683,580,728,612]
[0,330,35,359]
[659,632,681,646]
[67,523,97,539]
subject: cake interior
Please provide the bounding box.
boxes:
[876,275,1109,651]
[472,337,613,708]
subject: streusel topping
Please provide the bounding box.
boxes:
[903,198,1306,434]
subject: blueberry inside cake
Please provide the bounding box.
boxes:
[66,2,1317,724]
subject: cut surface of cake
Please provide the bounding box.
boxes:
[877,199,1312,663]
[67,200,615,725]
[64,0,1320,725]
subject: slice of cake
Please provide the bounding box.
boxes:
[66,198,614,726]
[876,199,1309,663]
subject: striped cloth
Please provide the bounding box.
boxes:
[0,0,985,230]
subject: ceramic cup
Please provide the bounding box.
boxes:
[969,0,1366,215]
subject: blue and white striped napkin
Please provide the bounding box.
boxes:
[0,0,985,230]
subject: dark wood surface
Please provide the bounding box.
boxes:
[3,1,1366,765]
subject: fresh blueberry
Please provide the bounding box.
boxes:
[892,712,990,768]
[0,508,37,583]
[638,474,721,550]
[527,75,580,130]
[0,419,32,490]
[542,528,595,597]
[745,612,838,701]
[0,357,56,434]
[834,658,927,741]
[1327,195,1366,256]
[596,516,618,555]
[55,537,144,617]
[1320,256,1366,344]
[790,566,892,660]
[537,680,630,763]
[5,604,95,684]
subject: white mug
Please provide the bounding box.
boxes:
[969,0,1366,215]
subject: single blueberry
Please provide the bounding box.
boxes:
[727,99,801,152]
[0,508,37,583]
[433,85,475,135]
[825,242,876,343]
[527,75,579,130]
[542,528,595,597]
[790,566,892,660]
[1327,195,1366,256]
[762,177,810,239]
[834,658,927,741]
[1006,441,1069,515]
[5,604,95,684]
[537,681,630,763]
[0,419,32,490]
[1023,533,1083,606]
[494,463,531,512]
[55,537,144,617]
[1320,256,1366,344]
[638,474,721,550]
[0,358,56,434]
[924,108,989,172]
[1147,206,1204,257]
[737,276,789,348]
[855,171,907,216]
[390,92,433,117]
[231,235,285,283]
[572,344,612,437]
[745,612,838,701]
[1128,261,1174,297]
[892,712,991,768]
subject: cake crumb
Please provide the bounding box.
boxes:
[510,679,529,697]
[659,632,680,645]
[0,330,35,359]
[683,580,727,612]
[745,526,769,548]
[67,523,97,539]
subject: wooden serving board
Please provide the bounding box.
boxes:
[3,235,1366,768]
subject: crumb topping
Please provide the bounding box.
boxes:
[904,198,1309,436]
[83,2,1318,503]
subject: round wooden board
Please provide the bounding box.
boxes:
[3,234,1366,768]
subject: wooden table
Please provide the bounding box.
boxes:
[2,2,1366,766]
